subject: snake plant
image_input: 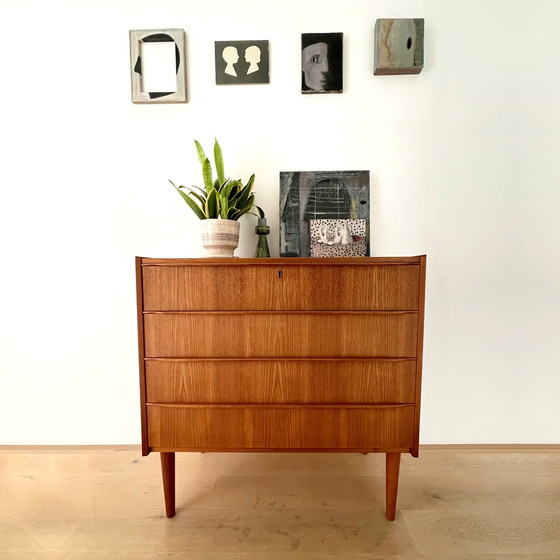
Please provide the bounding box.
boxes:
[170,138,264,220]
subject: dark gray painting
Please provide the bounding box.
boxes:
[215,40,269,84]
[280,170,370,257]
[301,33,343,93]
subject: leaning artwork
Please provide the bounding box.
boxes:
[279,170,370,257]
[215,40,269,84]
[301,32,343,93]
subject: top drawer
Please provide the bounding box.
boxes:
[142,262,420,311]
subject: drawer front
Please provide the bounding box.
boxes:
[142,264,420,311]
[143,313,418,358]
[145,359,416,404]
[147,405,415,450]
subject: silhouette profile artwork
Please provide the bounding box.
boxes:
[301,33,343,93]
[215,40,269,84]
[222,46,239,76]
[245,45,261,74]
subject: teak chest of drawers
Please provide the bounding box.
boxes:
[136,256,426,520]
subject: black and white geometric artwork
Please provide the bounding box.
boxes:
[280,170,370,257]
[301,32,343,93]
[215,40,269,84]
[129,28,187,103]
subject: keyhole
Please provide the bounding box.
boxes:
[406,37,412,49]
[278,270,283,279]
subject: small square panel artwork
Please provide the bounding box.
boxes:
[301,32,343,93]
[374,18,424,75]
[310,219,367,257]
[215,40,269,84]
[280,170,370,257]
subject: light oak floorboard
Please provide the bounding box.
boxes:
[0,449,559,559]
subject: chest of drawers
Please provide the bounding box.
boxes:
[136,256,426,520]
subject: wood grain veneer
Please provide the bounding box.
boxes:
[147,404,415,450]
[142,263,420,311]
[143,312,418,358]
[145,358,417,404]
[136,256,426,520]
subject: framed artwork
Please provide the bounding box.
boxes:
[129,29,187,103]
[301,32,343,93]
[310,219,367,257]
[279,170,370,257]
[374,19,424,75]
[215,40,270,84]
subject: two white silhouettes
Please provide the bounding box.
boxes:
[223,45,261,77]
[317,222,352,246]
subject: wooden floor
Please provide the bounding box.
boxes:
[1,447,559,559]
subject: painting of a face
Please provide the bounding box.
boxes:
[302,42,329,90]
[301,33,343,94]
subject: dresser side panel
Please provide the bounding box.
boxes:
[412,255,427,456]
[136,257,149,456]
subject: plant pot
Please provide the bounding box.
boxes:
[200,219,240,257]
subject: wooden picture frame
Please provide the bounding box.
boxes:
[129,29,187,103]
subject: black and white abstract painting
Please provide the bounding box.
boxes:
[279,170,370,257]
[215,40,269,84]
[301,32,343,93]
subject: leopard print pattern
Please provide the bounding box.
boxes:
[309,219,367,257]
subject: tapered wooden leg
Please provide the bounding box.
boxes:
[160,452,176,518]
[385,452,401,521]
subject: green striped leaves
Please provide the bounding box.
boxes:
[213,139,225,185]
[170,139,263,221]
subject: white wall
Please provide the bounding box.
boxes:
[1,0,559,445]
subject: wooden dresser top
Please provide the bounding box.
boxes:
[139,256,425,266]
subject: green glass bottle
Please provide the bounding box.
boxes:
[255,217,271,258]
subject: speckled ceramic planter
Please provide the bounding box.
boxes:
[200,219,240,257]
